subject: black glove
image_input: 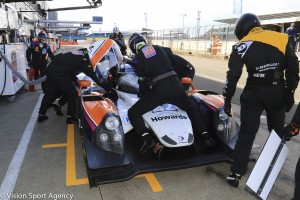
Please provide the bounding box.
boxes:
[284,121,300,141]
[284,89,295,112]
[224,97,232,117]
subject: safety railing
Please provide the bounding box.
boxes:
[123,24,238,57]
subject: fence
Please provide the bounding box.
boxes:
[123,24,238,57]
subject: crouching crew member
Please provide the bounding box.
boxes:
[38,48,107,124]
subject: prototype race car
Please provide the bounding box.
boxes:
[77,39,240,187]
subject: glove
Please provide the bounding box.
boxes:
[224,97,232,117]
[284,89,295,112]
[284,121,300,141]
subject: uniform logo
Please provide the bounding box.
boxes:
[235,41,253,58]
[71,50,84,55]
[142,45,156,58]
[42,49,47,54]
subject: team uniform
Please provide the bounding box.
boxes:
[224,27,299,177]
[38,49,104,123]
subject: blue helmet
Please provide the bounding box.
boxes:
[38,32,47,43]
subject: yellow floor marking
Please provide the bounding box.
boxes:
[42,143,67,148]
[66,124,88,186]
[42,125,163,190]
[135,173,163,192]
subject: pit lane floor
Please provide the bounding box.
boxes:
[0,46,300,200]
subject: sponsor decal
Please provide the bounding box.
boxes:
[71,50,84,55]
[42,48,47,54]
[122,116,130,125]
[151,114,187,122]
[178,136,184,141]
[253,73,266,78]
[142,45,156,58]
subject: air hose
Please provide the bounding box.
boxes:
[0,50,47,85]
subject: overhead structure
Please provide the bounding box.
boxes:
[23,19,102,24]
[214,11,300,25]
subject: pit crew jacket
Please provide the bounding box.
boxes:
[26,42,40,66]
[223,27,299,100]
[50,49,103,87]
[131,44,174,81]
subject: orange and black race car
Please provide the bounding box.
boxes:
[77,39,240,187]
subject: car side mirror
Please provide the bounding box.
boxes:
[181,77,196,90]
[77,80,91,96]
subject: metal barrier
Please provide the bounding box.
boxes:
[123,24,237,57]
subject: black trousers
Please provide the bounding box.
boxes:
[294,157,300,199]
[128,76,207,138]
[231,84,285,175]
[39,64,77,117]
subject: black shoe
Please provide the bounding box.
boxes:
[66,116,78,124]
[38,114,48,122]
[202,132,216,147]
[226,173,241,188]
[139,134,156,155]
[53,104,63,116]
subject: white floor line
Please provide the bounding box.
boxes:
[0,94,43,200]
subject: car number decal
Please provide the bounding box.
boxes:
[152,104,178,113]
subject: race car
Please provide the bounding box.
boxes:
[77,39,240,187]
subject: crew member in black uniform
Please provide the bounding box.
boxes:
[38,32,55,92]
[284,103,300,200]
[38,48,106,124]
[162,47,195,90]
[110,26,127,56]
[127,33,215,155]
[26,38,41,79]
[26,32,54,84]
[224,13,299,188]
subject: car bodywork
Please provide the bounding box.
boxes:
[78,39,239,187]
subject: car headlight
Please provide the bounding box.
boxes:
[214,107,237,143]
[105,116,120,130]
[92,113,125,154]
[218,109,228,121]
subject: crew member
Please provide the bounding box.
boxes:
[284,103,300,200]
[162,47,195,90]
[211,34,222,55]
[38,31,55,92]
[38,47,107,124]
[224,13,299,188]
[286,23,297,50]
[109,26,127,55]
[26,37,40,80]
[127,33,215,155]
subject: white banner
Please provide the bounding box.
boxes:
[233,0,243,15]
